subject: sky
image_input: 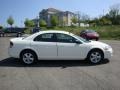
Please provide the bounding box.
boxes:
[0,0,120,27]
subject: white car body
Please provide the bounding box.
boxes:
[8,30,113,62]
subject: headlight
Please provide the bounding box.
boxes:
[104,46,111,50]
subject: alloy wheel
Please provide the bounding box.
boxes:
[89,51,102,64]
[22,53,34,64]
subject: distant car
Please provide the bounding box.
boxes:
[9,30,113,65]
[32,28,40,34]
[0,29,5,37]
[3,28,25,37]
[80,30,99,41]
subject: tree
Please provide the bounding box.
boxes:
[28,20,35,27]
[51,15,59,26]
[99,17,112,25]
[39,19,47,27]
[89,17,112,26]
[109,4,120,17]
[24,18,35,27]
[7,16,14,27]
[24,18,29,27]
[80,13,90,23]
[76,11,81,27]
[71,16,78,24]
[88,18,98,26]
[107,4,120,25]
[0,25,3,29]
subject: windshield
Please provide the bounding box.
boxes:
[85,30,96,33]
[73,34,90,43]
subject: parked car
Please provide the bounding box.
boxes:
[32,28,41,34]
[80,30,99,41]
[0,29,5,37]
[8,30,113,65]
[2,28,25,37]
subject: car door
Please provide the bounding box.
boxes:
[56,33,87,60]
[31,33,57,59]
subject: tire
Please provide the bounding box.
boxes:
[3,33,4,37]
[96,38,99,41]
[20,50,37,65]
[84,36,89,41]
[87,50,104,64]
[17,34,21,37]
[17,32,22,37]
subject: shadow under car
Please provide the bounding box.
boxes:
[0,57,110,68]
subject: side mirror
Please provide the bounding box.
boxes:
[75,40,81,44]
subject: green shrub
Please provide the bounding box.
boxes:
[39,20,47,27]
[24,28,31,34]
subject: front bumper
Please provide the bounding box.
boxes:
[104,48,113,60]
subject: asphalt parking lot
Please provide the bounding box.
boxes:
[0,37,120,90]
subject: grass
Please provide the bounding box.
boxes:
[90,25,120,40]
[24,25,120,40]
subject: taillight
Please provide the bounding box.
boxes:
[10,42,13,48]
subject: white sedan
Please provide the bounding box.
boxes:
[8,30,113,65]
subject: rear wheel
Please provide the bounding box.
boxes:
[17,33,22,37]
[2,33,4,37]
[20,51,37,65]
[96,38,99,41]
[87,50,104,64]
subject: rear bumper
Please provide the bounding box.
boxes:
[8,48,19,58]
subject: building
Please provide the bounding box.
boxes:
[39,8,77,27]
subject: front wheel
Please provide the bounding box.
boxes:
[87,50,104,64]
[20,51,37,65]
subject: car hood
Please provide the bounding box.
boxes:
[88,40,109,47]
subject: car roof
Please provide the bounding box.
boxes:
[37,30,71,34]
[82,29,96,33]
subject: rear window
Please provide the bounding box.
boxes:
[34,33,55,42]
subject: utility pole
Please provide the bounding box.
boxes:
[36,16,39,28]
[76,11,81,27]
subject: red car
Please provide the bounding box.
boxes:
[80,30,99,41]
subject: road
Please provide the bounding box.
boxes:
[0,37,120,90]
